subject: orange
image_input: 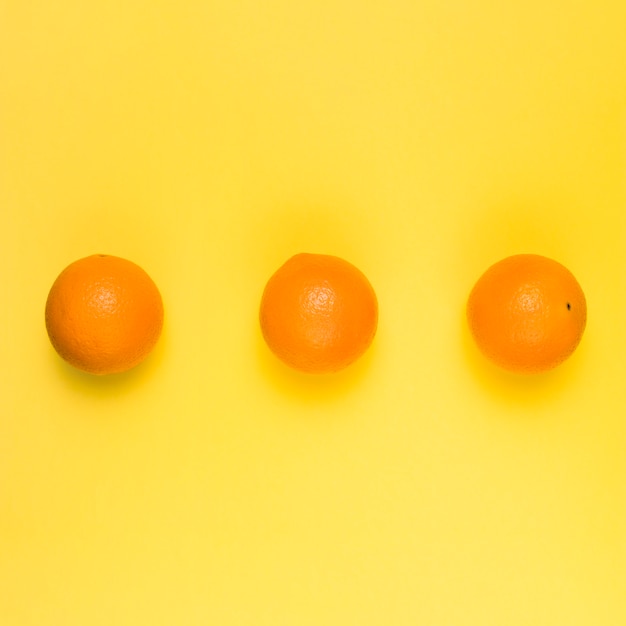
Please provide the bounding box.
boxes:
[466,254,587,373]
[259,253,378,373]
[45,254,164,375]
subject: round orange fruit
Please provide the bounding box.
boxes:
[466,254,587,373]
[45,254,164,375]
[259,253,378,373]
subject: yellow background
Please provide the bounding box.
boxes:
[1,1,625,624]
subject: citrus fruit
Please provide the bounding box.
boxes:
[466,254,587,373]
[45,254,164,375]
[259,253,378,373]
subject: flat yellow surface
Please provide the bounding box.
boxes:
[1,2,625,624]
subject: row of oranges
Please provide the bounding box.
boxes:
[45,252,587,377]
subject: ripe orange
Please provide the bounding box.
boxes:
[45,254,164,375]
[466,254,587,373]
[259,253,378,373]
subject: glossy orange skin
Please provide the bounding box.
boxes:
[45,254,164,375]
[259,253,378,373]
[467,254,587,373]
